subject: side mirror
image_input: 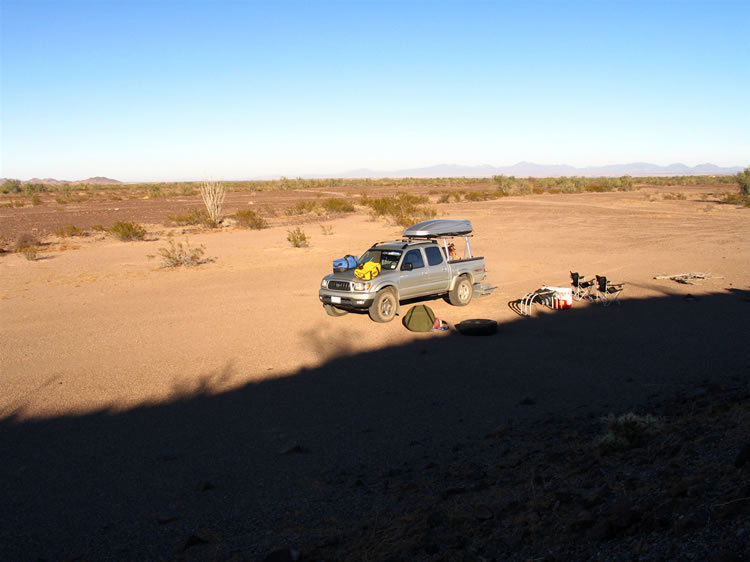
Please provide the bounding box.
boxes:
[401,262,413,271]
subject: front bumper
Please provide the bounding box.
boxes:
[319,289,374,310]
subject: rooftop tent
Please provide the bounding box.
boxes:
[403,219,473,238]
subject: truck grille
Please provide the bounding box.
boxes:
[328,280,351,291]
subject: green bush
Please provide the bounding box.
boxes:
[493,175,514,195]
[1,179,22,193]
[287,227,309,247]
[361,192,435,226]
[234,208,267,229]
[109,221,146,241]
[321,198,355,213]
[736,167,750,195]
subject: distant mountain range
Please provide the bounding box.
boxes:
[328,162,744,179]
[0,176,123,185]
[3,163,744,184]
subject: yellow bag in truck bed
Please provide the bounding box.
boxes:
[354,260,381,281]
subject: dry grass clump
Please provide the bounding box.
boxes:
[109,221,146,241]
[157,236,209,268]
[285,200,320,216]
[55,224,86,237]
[594,412,662,454]
[168,208,215,227]
[287,227,310,247]
[234,208,267,229]
[15,233,41,260]
[320,223,334,235]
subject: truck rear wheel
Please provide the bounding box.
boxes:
[369,288,397,322]
[448,275,473,306]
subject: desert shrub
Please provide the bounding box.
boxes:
[594,412,662,454]
[736,167,750,195]
[109,221,146,241]
[31,195,43,206]
[157,236,208,268]
[361,192,434,226]
[169,208,213,227]
[12,199,24,207]
[619,175,635,191]
[663,192,687,201]
[92,224,106,231]
[147,184,164,198]
[199,180,226,224]
[724,192,750,207]
[320,224,334,235]
[285,200,320,216]
[55,224,86,237]
[24,183,48,195]
[234,208,267,229]
[512,181,533,195]
[2,179,23,193]
[321,198,355,213]
[15,233,40,260]
[493,174,515,195]
[287,227,309,247]
[438,192,463,203]
[464,191,499,202]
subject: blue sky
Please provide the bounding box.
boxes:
[1,0,748,181]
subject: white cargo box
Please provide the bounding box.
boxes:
[403,219,473,238]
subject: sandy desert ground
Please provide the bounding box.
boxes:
[1,186,749,560]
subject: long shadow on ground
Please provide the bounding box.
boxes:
[1,290,748,560]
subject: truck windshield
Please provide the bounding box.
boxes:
[359,249,402,271]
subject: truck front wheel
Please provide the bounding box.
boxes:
[449,275,473,306]
[369,288,397,322]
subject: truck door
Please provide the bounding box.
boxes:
[424,246,451,292]
[399,248,429,298]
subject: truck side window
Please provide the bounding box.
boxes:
[424,246,444,266]
[403,249,425,269]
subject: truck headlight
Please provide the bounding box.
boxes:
[321,279,328,288]
[352,281,371,291]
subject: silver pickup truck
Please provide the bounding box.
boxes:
[319,219,487,322]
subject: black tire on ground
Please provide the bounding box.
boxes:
[368,288,397,323]
[455,318,498,336]
[324,304,349,317]
[448,275,473,306]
